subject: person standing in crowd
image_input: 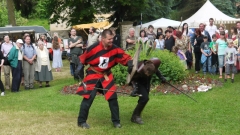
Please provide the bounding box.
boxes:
[156,28,163,35]
[175,31,191,53]
[193,28,204,74]
[144,27,148,33]
[216,26,228,39]
[182,23,190,36]
[164,30,175,52]
[35,41,53,87]
[68,28,84,78]
[154,33,164,50]
[236,21,240,34]
[53,32,63,49]
[52,36,63,72]
[87,26,98,47]
[8,39,24,93]
[22,36,37,89]
[125,28,137,50]
[200,36,212,75]
[172,46,187,69]
[205,18,217,40]
[39,34,48,46]
[146,25,156,46]
[0,50,5,96]
[216,31,228,79]
[229,26,238,41]
[224,40,238,83]
[138,30,148,44]
[210,34,218,74]
[75,29,132,129]
[110,27,121,48]
[1,35,14,90]
[195,23,211,43]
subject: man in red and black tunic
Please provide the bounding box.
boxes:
[75,29,132,129]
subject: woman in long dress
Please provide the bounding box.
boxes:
[35,41,53,87]
[52,36,63,72]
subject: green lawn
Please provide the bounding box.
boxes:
[0,60,239,135]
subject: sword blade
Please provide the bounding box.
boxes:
[165,82,198,103]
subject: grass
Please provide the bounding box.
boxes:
[0,60,240,135]
[23,18,50,31]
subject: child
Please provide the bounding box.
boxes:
[216,31,228,78]
[224,40,238,83]
[172,46,187,69]
[200,36,212,75]
[209,34,218,74]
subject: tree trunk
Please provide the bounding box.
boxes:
[6,0,16,26]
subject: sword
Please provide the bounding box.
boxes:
[165,81,198,103]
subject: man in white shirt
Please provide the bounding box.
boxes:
[205,18,217,40]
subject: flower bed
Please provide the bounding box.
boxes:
[61,74,223,95]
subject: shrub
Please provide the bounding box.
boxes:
[112,43,187,85]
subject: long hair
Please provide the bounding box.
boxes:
[195,28,202,36]
[182,23,188,35]
[231,26,238,35]
[52,36,60,49]
[220,31,227,42]
[139,30,147,37]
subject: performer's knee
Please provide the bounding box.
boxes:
[138,96,149,104]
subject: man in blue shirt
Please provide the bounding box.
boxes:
[23,36,36,89]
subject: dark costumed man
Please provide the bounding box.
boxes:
[128,57,166,124]
[75,29,132,129]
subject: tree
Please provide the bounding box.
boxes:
[6,0,16,26]
[47,0,174,27]
[13,0,38,18]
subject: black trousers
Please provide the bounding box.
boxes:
[78,82,120,124]
[137,83,150,104]
[71,63,84,79]
[194,52,202,71]
[11,60,22,92]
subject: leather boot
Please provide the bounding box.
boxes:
[131,103,147,124]
[130,81,139,97]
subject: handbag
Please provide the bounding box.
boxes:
[3,52,10,65]
[3,42,14,65]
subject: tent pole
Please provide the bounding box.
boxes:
[82,29,88,36]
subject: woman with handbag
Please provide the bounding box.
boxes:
[1,35,14,90]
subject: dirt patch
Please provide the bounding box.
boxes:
[61,74,223,95]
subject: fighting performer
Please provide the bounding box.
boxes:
[128,57,166,124]
[74,29,132,129]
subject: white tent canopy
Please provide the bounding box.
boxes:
[136,18,181,28]
[183,0,240,26]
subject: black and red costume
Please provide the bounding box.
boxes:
[76,41,131,127]
[128,58,166,124]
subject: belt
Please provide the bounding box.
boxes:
[90,66,110,81]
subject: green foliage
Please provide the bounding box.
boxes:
[29,0,50,19]
[0,0,28,27]
[112,43,187,85]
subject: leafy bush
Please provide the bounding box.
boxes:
[112,43,187,85]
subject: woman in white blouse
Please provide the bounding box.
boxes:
[35,41,53,87]
[138,30,148,44]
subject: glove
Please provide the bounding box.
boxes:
[127,60,133,74]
